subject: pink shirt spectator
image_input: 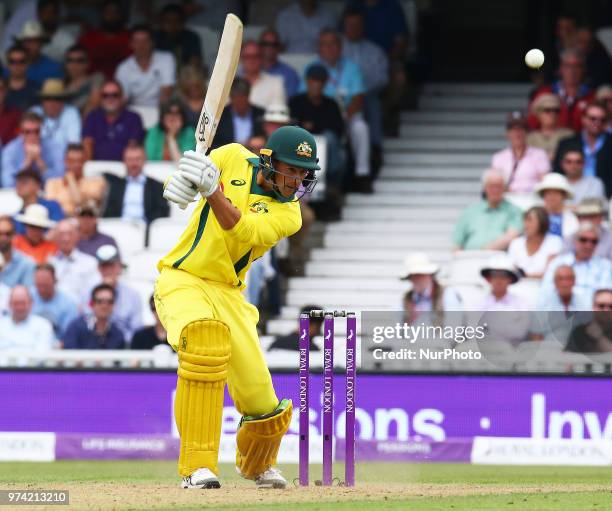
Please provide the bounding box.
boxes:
[491,146,550,193]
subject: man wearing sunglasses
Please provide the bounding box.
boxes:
[566,288,612,353]
[553,101,612,196]
[157,126,319,489]
[542,222,612,299]
[1,111,64,187]
[62,283,125,349]
[4,46,39,111]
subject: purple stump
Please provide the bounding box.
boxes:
[299,313,310,486]
[322,313,334,486]
[345,313,356,486]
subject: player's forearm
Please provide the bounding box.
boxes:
[207,188,241,229]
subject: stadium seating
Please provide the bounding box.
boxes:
[147,218,185,252]
[83,160,126,179]
[186,24,220,71]
[129,105,159,130]
[97,218,146,259]
[278,53,317,75]
[143,161,174,184]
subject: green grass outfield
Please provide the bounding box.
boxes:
[1,461,611,510]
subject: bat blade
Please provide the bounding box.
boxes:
[195,13,243,154]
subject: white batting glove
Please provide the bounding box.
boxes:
[179,150,220,198]
[163,171,198,208]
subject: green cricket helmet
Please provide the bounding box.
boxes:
[259,125,320,201]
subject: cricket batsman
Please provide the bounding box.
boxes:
[155,125,319,489]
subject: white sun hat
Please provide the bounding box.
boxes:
[400,253,439,280]
[15,204,56,229]
[534,173,574,198]
[480,256,521,284]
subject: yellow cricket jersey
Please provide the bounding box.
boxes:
[157,143,302,289]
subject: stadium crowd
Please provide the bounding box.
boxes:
[0,0,408,352]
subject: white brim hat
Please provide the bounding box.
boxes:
[534,173,573,198]
[15,203,56,229]
[480,256,521,284]
[400,253,439,280]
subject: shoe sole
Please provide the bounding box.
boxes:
[256,481,287,489]
[182,481,221,489]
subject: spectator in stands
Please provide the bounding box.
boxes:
[30,78,82,150]
[558,147,605,206]
[480,257,523,309]
[145,100,195,162]
[564,199,612,259]
[311,29,372,192]
[45,144,107,217]
[534,173,578,239]
[572,26,612,88]
[276,0,337,53]
[16,21,63,86]
[13,167,64,235]
[37,0,76,63]
[595,84,612,133]
[2,112,64,187]
[399,253,462,317]
[75,200,118,257]
[213,78,264,148]
[0,216,35,287]
[347,0,409,57]
[155,3,202,68]
[49,219,99,308]
[12,204,57,264]
[268,304,322,351]
[181,0,244,29]
[290,64,345,189]
[508,206,563,279]
[528,49,594,132]
[259,28,300,99]
[77,0,131,79]
[531,265,591,343]
[491,111,550,193]
[64,45,104,116]
[554,102,612,196]
[240,40,286,111]
[543,222,612,298]
[526,94,573,161]
[102,143,169,224]
[0,285,55,351]
[262,104,291,137]
[62,283,125,349]
[566,289,612,352]
[115,25,176,108]
[4,46,39,111]
[31,263,78,336]
[0,77,22,146]
[175,65,206,126]
[536,265,591,312]
[342,8,388,154]
[82,80,145,161]
[453,168,523,251]
[131,295,167,349]
[92,244,142,342]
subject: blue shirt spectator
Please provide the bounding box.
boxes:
[31,263,78,336]
[581,131,605,177]
[14,21,63,86]
[348,0,409,53]
[12,167,65,235]
[27,55,63,86]
[30,79,82,151]
[62,283,125,349]
[0,215,35,286]
[1,112,64,187]
[82,82,145,161]
[259,28,300,98]
[4,45,39,110]
[304,56,365,108]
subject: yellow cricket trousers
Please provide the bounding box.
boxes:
[154,266,279,416]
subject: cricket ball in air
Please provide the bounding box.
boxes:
[525,49,545,69]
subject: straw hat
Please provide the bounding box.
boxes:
[531,93,561,114]
[575,197,606,217]
[15,204,56,229]
[480,256,521,284]
[15,21,49,42]
[399,253,439,280]
[38,79,71,100]
[264,104,291,124]
[534,173,573,198]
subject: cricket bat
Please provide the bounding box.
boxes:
[195,13,243,154]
